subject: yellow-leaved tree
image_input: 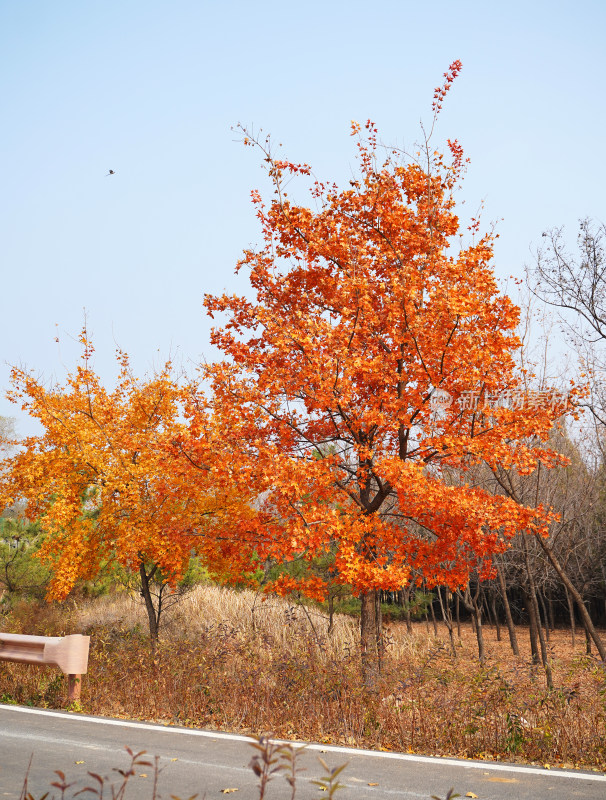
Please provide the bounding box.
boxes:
[0,333,245,641]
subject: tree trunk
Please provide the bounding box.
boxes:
[531,585,553,688]
[139,560,160,648]
[360,589,381,686]
[402,586,413,634]
[565,586,576,648]
[429,594,439,636]
[538,591,551,643]
[471,595,485,663]
[547,594,555,633]
[455,592,461,638]
[522,587,540,665]
[522,536,553,688]
[437,586,457,658]
[375,590,383,673]
[496,561,519,656]
[585,621,592,655]
[490,592,501,641]
[459,585,485,663]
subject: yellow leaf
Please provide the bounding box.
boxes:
[221,790,239,794]
[465,794,478,798]
[368,782,379,786]
[139,774,147,778]
[75,761,85,765]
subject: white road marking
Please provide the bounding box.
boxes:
[0,728,252,776]
[0,729,118,752]
[2,704,605,783]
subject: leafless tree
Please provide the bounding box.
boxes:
[530,219,606,428]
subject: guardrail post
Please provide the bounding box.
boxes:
[67,673,82,701]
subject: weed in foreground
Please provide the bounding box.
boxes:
[16,738,460,800]
[18,747,156,800]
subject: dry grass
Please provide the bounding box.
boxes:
[1,584,606,771]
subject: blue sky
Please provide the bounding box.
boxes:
[2,0,605,436]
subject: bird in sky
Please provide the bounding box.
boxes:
[106,169,116,176]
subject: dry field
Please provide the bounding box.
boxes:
[1,585,605,771]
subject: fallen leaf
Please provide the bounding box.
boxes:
[465,794,478,798]
[221,790,239,794]
[139,774,148,778]
[486,777,517,784]
[75,761,85,765]
[368,782,379,786]
[170,758,178,762]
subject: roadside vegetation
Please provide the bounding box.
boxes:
[1,583,605,772]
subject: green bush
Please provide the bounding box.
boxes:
[0,517,50,606]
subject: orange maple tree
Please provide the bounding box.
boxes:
[203,63,574,667]
[0,335,241,640]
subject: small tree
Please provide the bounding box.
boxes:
[0,334,238,642]
[203,63,574,678]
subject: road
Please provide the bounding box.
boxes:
[1,704,605,799]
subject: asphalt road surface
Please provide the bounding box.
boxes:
[1,704,605,799]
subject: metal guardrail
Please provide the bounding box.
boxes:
[0,633,90,702]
